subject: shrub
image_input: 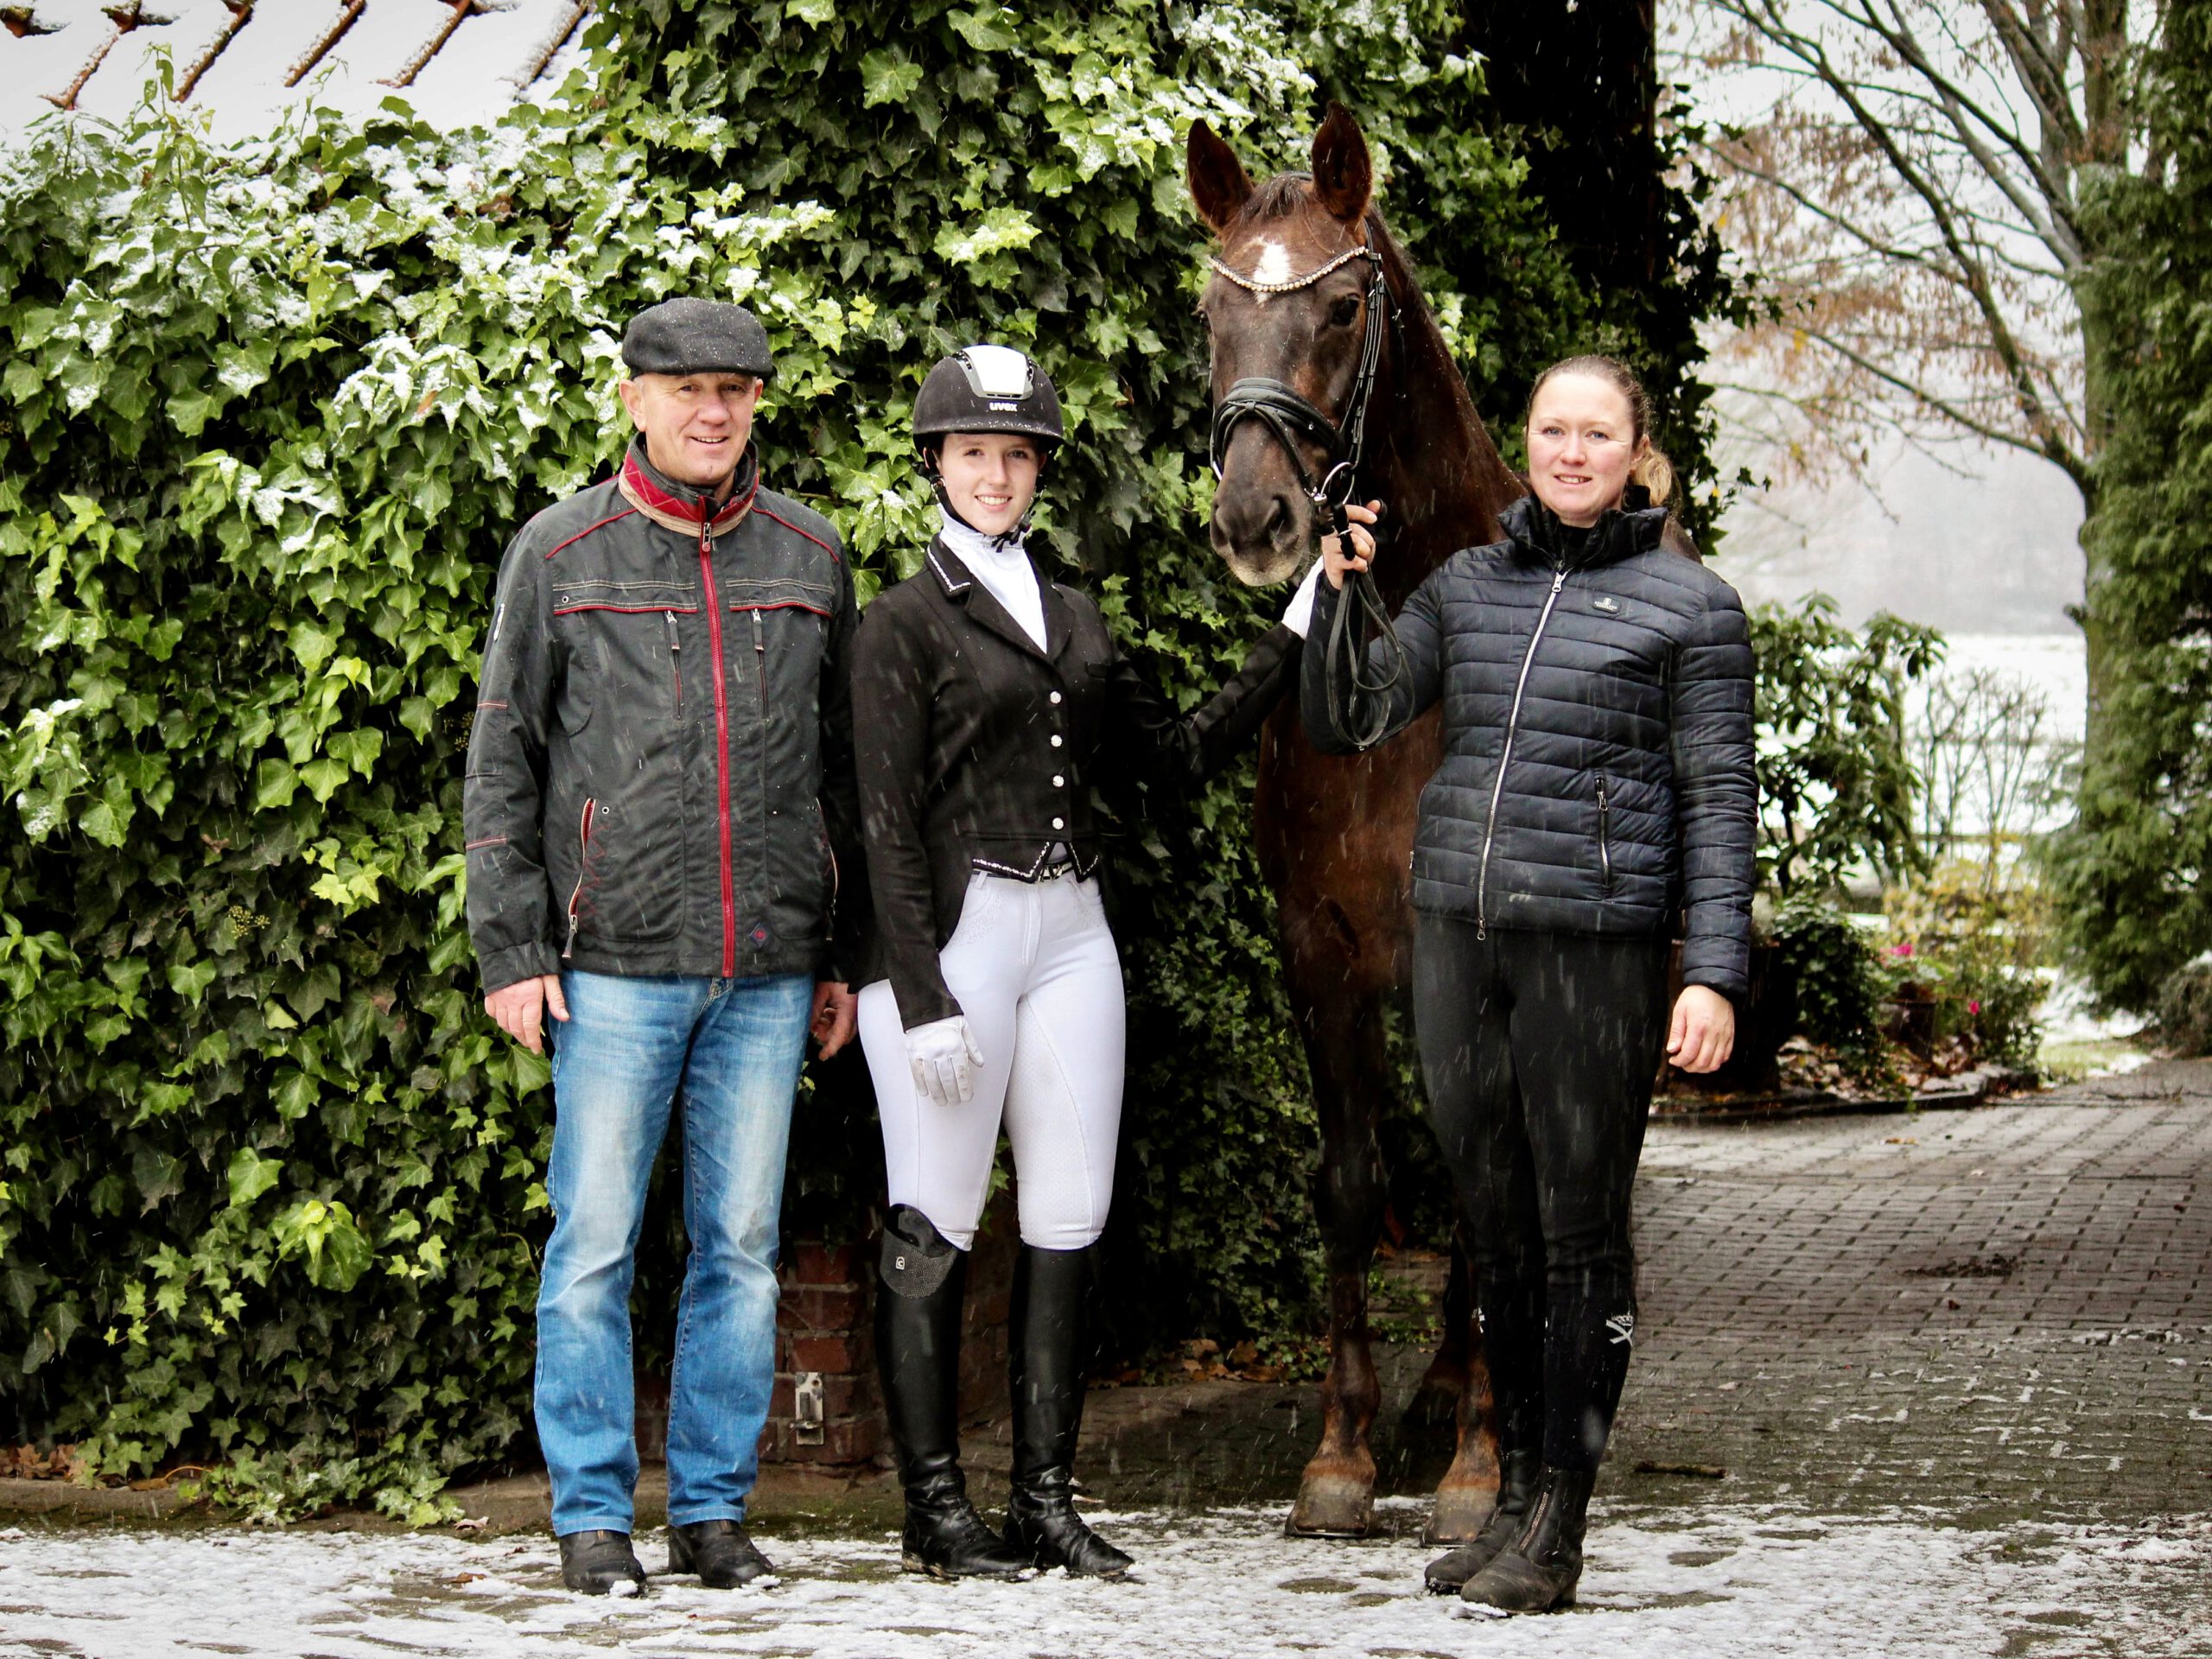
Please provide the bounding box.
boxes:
[2154,959,2212,1057]
[1749,596,1944,898]
[1884,863,2052,1069]
[0,3,1731,1511]
[1769,895,1885,1067]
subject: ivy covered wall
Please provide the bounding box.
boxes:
[0,0,1729,1513]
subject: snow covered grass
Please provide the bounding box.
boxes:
[2,1498,2205,1657]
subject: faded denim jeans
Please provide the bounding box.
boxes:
[537,969,812,1536]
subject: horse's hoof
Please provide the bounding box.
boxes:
[1401,1378,1462,1428]
[1421,1484,1497,1545]
[1286,1479,1376,1538]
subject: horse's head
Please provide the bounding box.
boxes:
[1188,104,1389,587]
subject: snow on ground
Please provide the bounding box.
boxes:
[3,1499,2207,1658]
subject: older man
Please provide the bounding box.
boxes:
[464,300,864,1594]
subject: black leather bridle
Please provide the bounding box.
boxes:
[1205,241,1404,748]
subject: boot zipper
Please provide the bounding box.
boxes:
[666,610,683,714]
[1597,773,1614,894]
[563,797,595,959]
[1477,567,1567,939]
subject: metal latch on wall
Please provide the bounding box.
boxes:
[792,1371,824,1446]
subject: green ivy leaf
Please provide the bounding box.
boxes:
[859,49,924,108]
[947,8,1020,52]
[226,1147,283,1211]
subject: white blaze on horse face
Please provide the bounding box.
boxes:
[1249,238,1294,303]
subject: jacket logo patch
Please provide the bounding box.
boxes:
[1593,595,1621,613]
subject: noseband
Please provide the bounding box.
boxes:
[1206,244,1394,522]
[1205,239,1405,748]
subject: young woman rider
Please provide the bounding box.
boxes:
[851,345,1376,1581]
[1303,354,1757,1615]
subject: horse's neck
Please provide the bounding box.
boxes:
[1366,311,1521,613]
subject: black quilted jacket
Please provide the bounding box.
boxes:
[1300,495,1758,1000]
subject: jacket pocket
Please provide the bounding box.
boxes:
[1596,772,1616,897]
[567,789,682,948]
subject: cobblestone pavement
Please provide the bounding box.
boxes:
[1622,1068,2211,1523]
[3,1069,2207,1656]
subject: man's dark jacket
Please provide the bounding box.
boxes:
[1300,494,1758,1000]
[464,439,864,992]
[852,537,1300,1029]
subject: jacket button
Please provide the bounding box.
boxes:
[1051,817,1065,830]
[1049,691,1062,705]
[1052,775,1065,788]
[1050,734,1063,747]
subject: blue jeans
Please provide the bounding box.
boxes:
[537,969,813,1535]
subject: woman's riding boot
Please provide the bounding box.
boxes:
[1459,1466,1599,1613]
[1001,1243,1135,1578]
[876,1205,1032,1580]
[1422,1446,1539,1592]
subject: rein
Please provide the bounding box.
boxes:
[1206,242,1404,749]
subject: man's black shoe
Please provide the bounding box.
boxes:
[666,1518,774,1588]
[558,1529,647,1596]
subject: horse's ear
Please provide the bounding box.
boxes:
[1310,101,1372,225]
[1187,119,1255,236]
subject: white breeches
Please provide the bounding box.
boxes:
[860,871,1126,1251]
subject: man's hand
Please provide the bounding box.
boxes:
[810,980,856,1059]
[1320,499,1384,590]
[486,973,569,1055]
[1666,985,1736,1075]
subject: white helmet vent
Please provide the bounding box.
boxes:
[958,344,1035,400]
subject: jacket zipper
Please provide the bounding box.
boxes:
[750,607,766,702]
[1597,773,1614,894]
[563,797,595,959]
[696,520,739,977]
[1477,567,1567,939]
[665,610,683,714]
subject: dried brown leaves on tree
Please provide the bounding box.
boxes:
[1681,0,2152,499]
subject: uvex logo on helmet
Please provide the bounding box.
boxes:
[912,345,1066,460]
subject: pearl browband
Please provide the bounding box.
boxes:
[1205,244,1378,295]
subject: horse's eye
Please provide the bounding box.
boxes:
[1328,295,1362,327]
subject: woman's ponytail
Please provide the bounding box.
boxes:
[1629,443,1674,508]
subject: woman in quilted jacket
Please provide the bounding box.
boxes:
[1301,353,1758,1616]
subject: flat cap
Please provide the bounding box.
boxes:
[621,298,773,379]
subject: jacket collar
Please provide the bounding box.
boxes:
[618,437,759,538]
[925,537,1073,664]
[1499,489,1669,571]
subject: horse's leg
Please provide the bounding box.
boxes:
[1424,1225,1501,1541]
[1403,1225,1474,1426]
[1285,983,1389,1538]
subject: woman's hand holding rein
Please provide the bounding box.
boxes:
[1320,499,1384,589]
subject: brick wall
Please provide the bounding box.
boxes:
[634,1192,1020,1470]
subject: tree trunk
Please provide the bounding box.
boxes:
[1461,0,1659,292]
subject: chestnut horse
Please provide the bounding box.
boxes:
[1187,106,1528,1540]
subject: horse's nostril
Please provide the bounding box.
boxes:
[1263,496,1289,543]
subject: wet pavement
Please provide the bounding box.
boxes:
[3,1064,2207,1655]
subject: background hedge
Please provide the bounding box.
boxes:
[0,0,1726,1514]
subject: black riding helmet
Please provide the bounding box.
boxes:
[912,345,1065,467]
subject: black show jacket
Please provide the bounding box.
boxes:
[853,538,1300,1028]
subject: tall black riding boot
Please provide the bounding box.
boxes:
[1001,1243,1134,1578]
[1423,1446,1539,1592]
[1459,1466,1599,1613]
[876,1205,1033,1580]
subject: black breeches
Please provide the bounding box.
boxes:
[1413,915,1671,1472]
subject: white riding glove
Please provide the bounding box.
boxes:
[1281,556,1324,639]
[907,1015,985,1106]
